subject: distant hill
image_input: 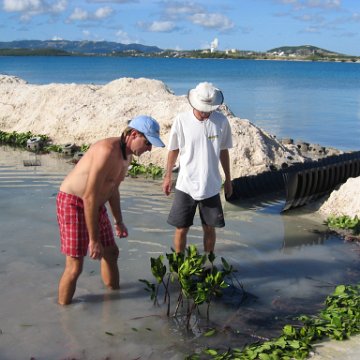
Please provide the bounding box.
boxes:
[0,41,356,61]
[0,40,163,54]
[267,45,343,56]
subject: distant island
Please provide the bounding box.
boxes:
[0,40,359,62]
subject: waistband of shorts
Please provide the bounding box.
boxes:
[57,190,83,204]
[57,191,106,212]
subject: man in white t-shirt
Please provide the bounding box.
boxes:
[162,82,233,254]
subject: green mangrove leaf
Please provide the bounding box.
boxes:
[203,328,216,337]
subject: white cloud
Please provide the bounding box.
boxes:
[302,26,321,33]
[52,35,63,40]
[51,0,67,13]
[189,13,234,31]
[115,29,138,44]
[306,0,341,9]
[3,0,68,21]
[164,1,204,18]
[68,6,113,21]
[3,1,111,23]
[3,0,68,13]
[294,13,324,22]
[137,20,176,32]
[277,0,341,10]
[147,21,176,32]
[3,0,42,12]
[94,6,113,18]
[69,7,88,21]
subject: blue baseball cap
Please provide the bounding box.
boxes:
[128,115,165,147]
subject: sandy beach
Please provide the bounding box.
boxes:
[0,75,359,359]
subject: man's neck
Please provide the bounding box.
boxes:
[120,138,127,160]
[193,108,211,121]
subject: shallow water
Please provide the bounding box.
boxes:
[0,146,359,360]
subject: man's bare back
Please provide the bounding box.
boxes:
[60,137,130,206]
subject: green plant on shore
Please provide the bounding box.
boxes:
[139,245,240,328]
[43,144,63,153]
[186,284,360,360]
[128,158,163,179]
[80,143,90,152]
[0,130,49,148]
[43,143,90,154]
[1,131,164,176]
[325,215,360,235]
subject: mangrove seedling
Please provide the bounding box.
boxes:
[140,245,238,329]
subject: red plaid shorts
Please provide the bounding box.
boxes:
[56,191,116,257]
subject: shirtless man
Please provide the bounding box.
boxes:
[57,115,165,305]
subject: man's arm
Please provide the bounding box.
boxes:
[108,187,128,238]
[162,149,179,196]
[82,146,113,259]
[220,149,233,199]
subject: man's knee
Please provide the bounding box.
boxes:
[202,224,215,235]
[176,227,189,237]
[64,257,83,281]
[103,245,119,261]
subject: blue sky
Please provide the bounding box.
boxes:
[1,0,360,55]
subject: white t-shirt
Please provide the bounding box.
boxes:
[168,110,233,200]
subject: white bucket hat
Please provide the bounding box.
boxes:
[188,82,224,112]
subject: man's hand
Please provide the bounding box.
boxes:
[115,222,128,238]
[162,176,172,196]
[224,179,233,199]
[163,150,178,196]
[89,240,104,260]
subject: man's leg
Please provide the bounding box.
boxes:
[199,194,224,254]
[58,256,84,305]
[168,190,196,253]
[101,244,120,290]
[202,224,216,253]
[174,227,189,253]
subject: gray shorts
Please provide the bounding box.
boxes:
[167,189,225,228]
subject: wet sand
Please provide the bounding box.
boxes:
[0,146,359,359]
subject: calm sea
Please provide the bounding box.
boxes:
[0,56,359,151]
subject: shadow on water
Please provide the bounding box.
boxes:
[1,145,359,358]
